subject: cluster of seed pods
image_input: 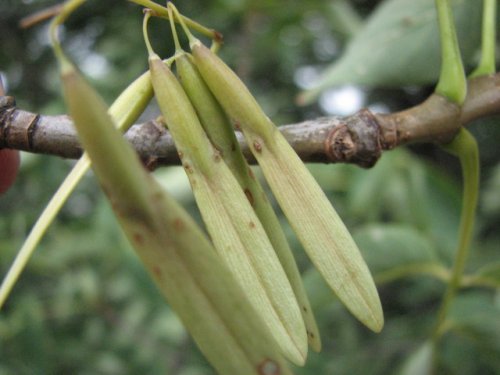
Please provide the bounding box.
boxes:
[29,1,384,374]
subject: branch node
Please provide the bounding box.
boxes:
[325,124,353,161]
[325,109,382,168]
[0,96,17,148]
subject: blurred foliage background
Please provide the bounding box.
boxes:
[0,0,499,374]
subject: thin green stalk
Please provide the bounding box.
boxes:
[0,158,89,308]
[431,9,475,349]
[0,70,153,310]
[167,6,182,54]
[50,0,87,61]
[470,0,497,78]
[129,0,220,42]
[434,0,467,105]
[432,128,479,340]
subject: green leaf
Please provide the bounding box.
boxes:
[344,149,461,261]
[299,0,482,104]
[468,262,500,287]
[447,292,500,341]
[439,292,500,374]
[353,224,443,283]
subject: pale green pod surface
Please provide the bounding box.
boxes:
[175,54,237,168]
[149,54,216,175]
[108,70,153,129]
[149,53,308,364]
[60,59,153,217]
[190,40,384,332]
[189,41,275,146]
[59,58,293,375]
[176,54,321,351]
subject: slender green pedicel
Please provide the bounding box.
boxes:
[145,11,307,364]
[175,52,321,351]
[189,39,384,332]
[56,51,293,375]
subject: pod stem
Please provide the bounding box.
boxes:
[432,128,480,342]
[49,0,87,67]
[167,2,198,47]
[0,157,90,310]
[166,4,183,55]
[130,0,220,42]
[434,0,467,105]
[470,0,497,78]
[142,9,157,58]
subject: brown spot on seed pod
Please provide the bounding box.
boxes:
[133,232,145,245]
[233,120,241,131]
[183,162,193,174]
[244,188,254,206]
[178,151,184,160]
[258,359,280,375]
[253,140,262,153]
[303,306,308,312]
[249,221,256,229]
[173,218,185,231]
[308,331,315,339]
[213,150,222,162]
[248,168,255,180]
[152,265,162,279]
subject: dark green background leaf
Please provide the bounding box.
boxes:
[354,224,440,283]
[300,0,482,103]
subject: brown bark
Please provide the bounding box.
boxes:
[1,73,499,169]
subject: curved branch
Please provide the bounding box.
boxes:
[1,73,499,169]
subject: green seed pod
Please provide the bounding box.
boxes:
[58,57,293,375]
[149,50,307,364]
[108,70,153,130]
[176,53,321,351]
[190,39,384,333]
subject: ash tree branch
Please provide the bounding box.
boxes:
[1,74,499,169]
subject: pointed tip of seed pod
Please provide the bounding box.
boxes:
[359,300,384,333]
[369,313,384,333]
[281,340,307,367]
[343,274,384,333]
